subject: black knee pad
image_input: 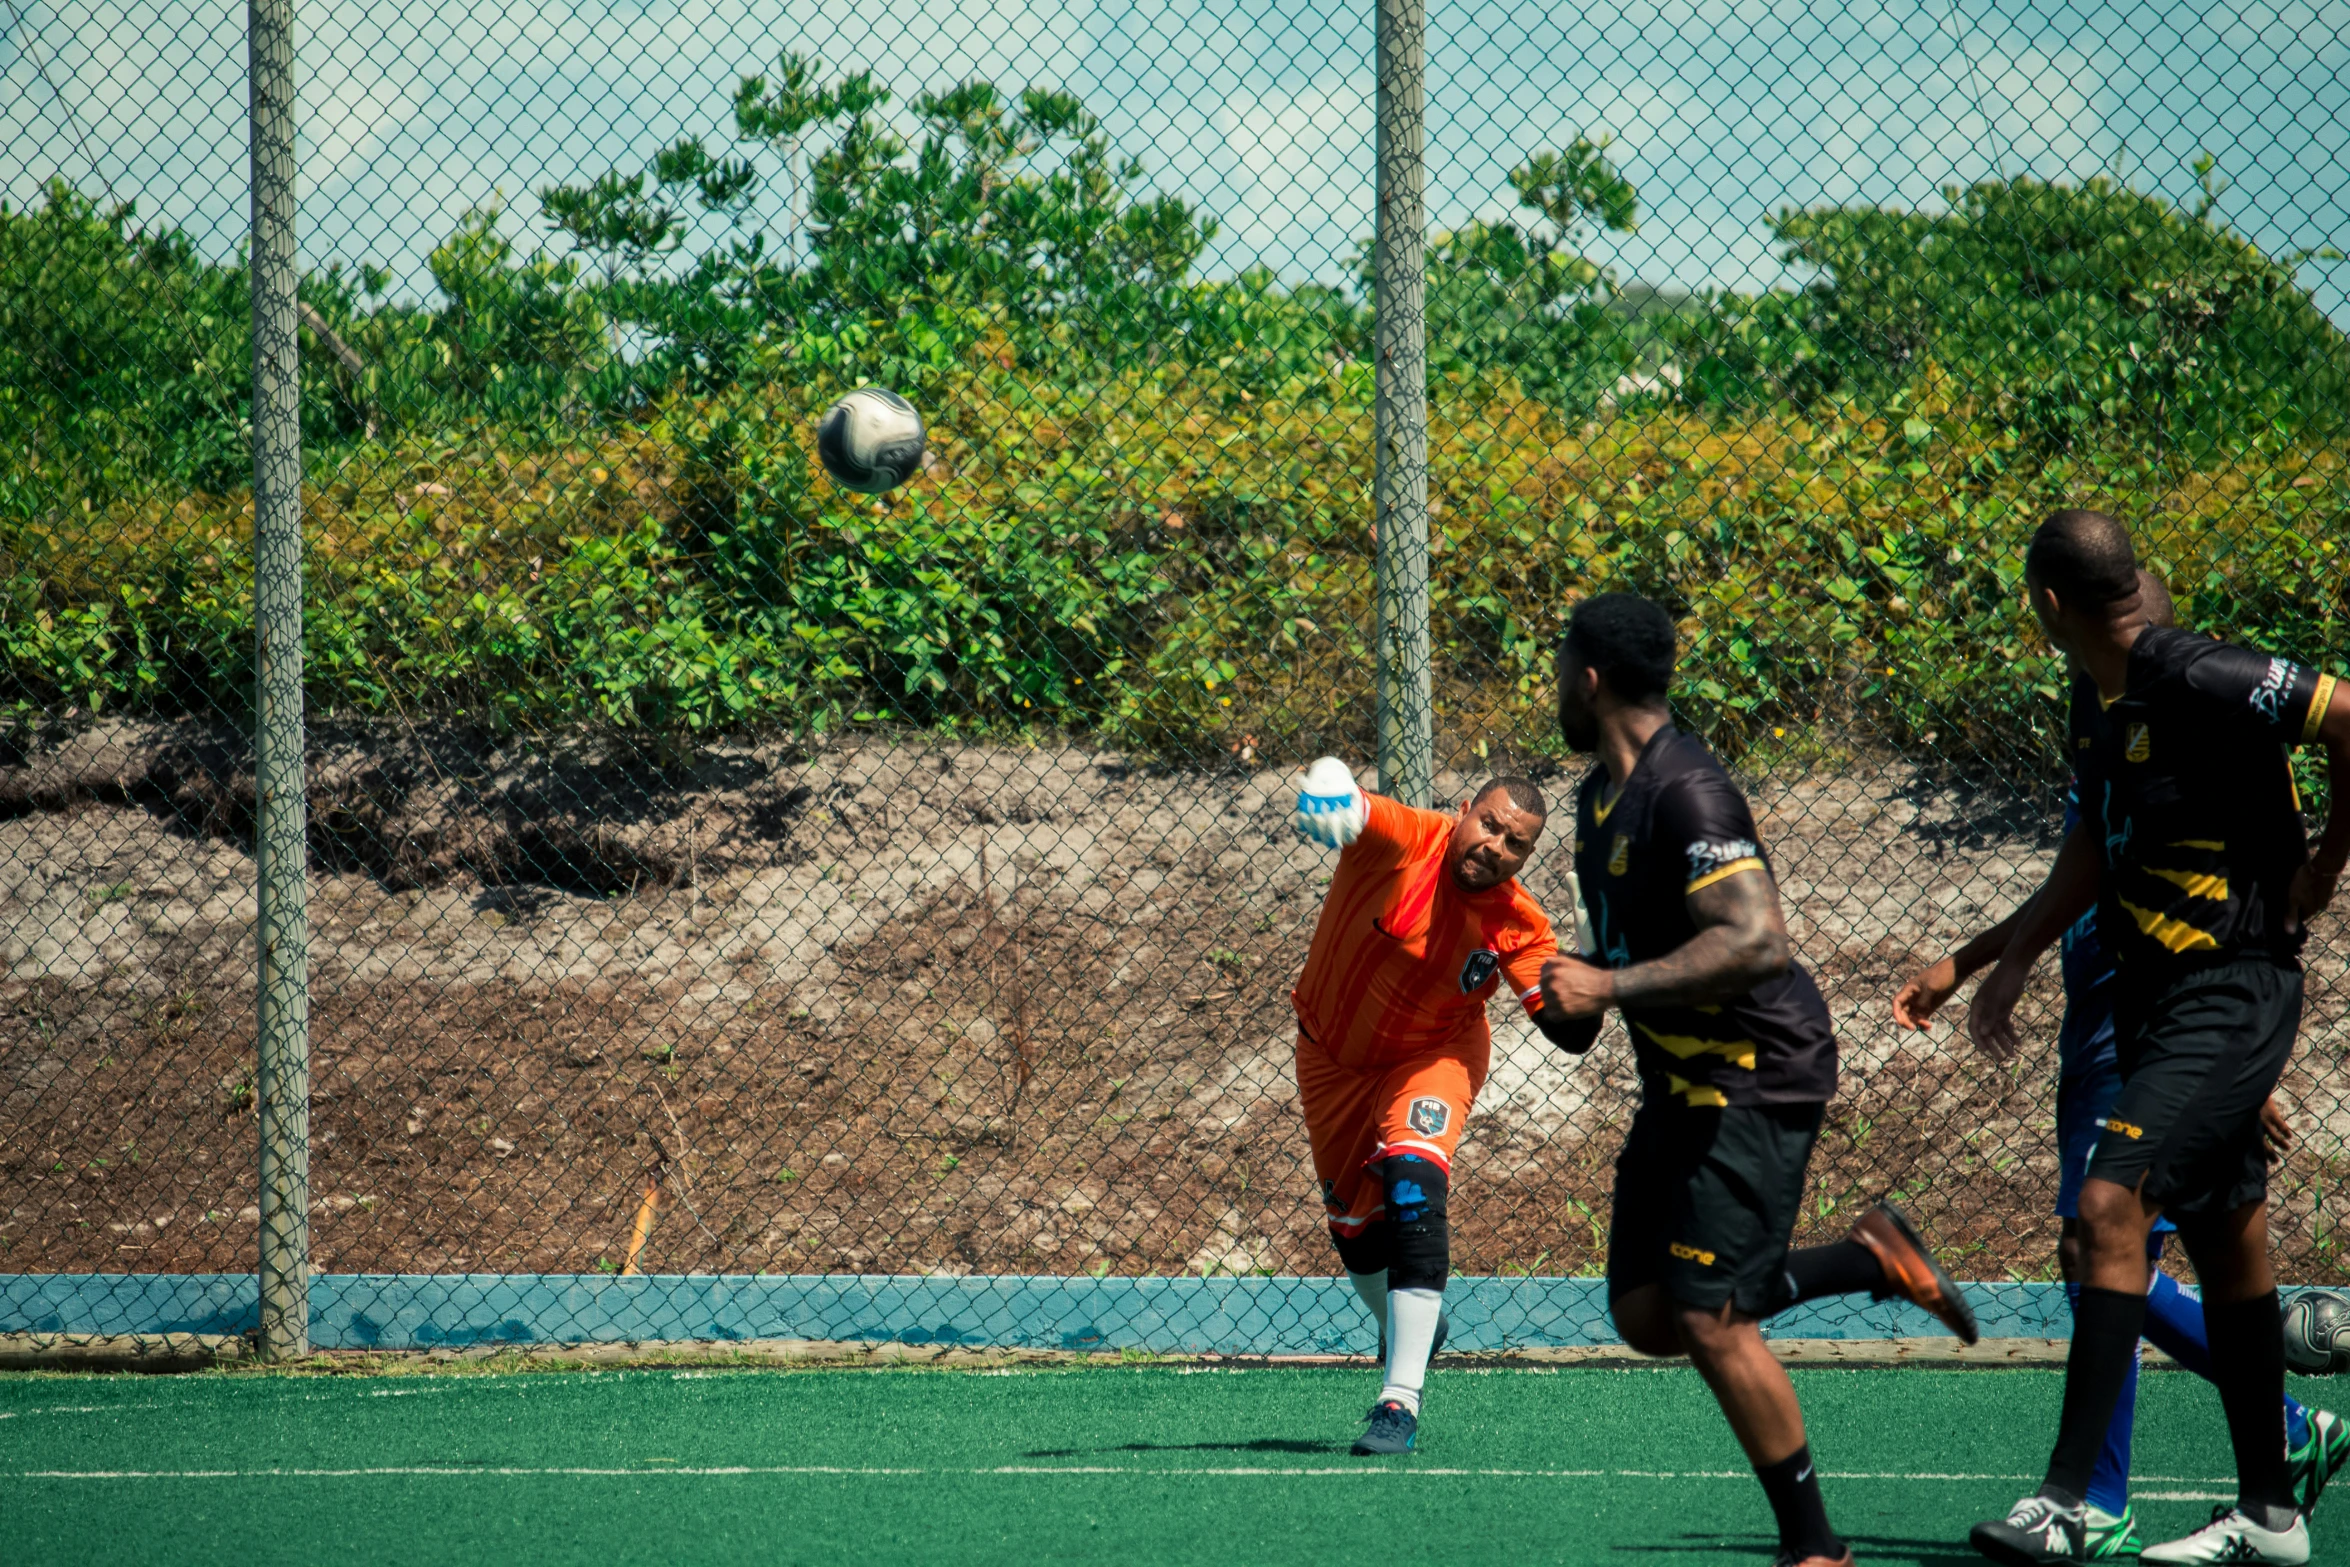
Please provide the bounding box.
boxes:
[1332,1226,1390,1278]
[1376,1153,1451,1293]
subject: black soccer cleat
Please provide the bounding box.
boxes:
[1853,1201,1981,1345]
[1352,1399,1417,1455]
[2288,1406,2350,1516]
[1970,1493,2090,1565]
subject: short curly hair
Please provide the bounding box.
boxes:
[1560,592,1675,704]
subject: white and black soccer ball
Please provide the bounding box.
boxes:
[2282,1287,2350,1375]
[816,387,926,495]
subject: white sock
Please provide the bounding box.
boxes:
[1349,1270,1389,1342]
[1379,1287,1443,1415]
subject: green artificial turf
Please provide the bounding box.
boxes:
[1,1364,2324,1565]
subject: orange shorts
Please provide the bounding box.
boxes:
[1295,1032,1485,1238]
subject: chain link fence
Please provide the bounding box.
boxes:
[6,0,2350,1350]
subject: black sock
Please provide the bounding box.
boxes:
[1782,1240,1886,1305]
[1755,1444,1841,1559]
[2044,1286,2147,1502]
[2205,1291,2294,1516]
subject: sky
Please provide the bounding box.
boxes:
[6,0,2349,315]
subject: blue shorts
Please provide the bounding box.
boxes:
[2054,1056,2176,1234]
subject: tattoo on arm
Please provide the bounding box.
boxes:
[1603,868,1792,1009]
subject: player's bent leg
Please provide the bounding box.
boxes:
[1607,1283,1684,1358]
[1373,1152,1449,1407]
[1352,1149,1454,1456]
[1848,1203,1981,1343]
[1677,1303,1848,1567]
[2174,1201,2299,1538]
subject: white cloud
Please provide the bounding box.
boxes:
[1211,76,1372,270]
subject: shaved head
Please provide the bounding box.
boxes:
[2027,509,2138,608]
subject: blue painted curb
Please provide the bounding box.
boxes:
[2,1274,2069,1352]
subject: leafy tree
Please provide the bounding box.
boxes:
[1403,135,1642,404]
[1672,164,2350,448]
[0,180,365,500]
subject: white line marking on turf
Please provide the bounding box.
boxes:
[14,1466,2236,1484]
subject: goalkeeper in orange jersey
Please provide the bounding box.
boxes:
[1288,759,1581,1455]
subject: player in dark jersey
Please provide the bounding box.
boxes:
[1895,572,2345,1556]
[1537,592,1982,1567]
[1964,510,2350,1567]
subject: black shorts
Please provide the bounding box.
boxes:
[1607,1098,1825,1315]
[2092,955,2302,1217]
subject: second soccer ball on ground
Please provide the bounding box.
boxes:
[2284,1288,2350,1376]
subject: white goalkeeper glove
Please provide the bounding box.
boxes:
[1293,756,1368,849]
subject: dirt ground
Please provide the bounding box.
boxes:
[5,720,2348,1291]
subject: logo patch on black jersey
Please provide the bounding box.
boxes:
[1458,947,1499,994]
[2124,723,2150,763]
[2250,657,2295,722]
[1407,1097,1450,1136]
[1685,837,1760,880]
[1607,833,1630,875]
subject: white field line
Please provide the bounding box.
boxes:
[11,1465,2236,1484]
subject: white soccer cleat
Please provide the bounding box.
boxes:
[2140,1506,2309,1565]
[1293,756,1368,849]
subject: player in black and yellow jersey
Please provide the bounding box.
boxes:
[1537,593,1980,1567]
[1965,510,2350,1567]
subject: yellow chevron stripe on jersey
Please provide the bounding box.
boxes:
[1666,1074,1732,1108]
[2143,866,2230,901]
[1635,1021,1758,1070]
[2118,896,2222,953]
[2304,673,2337,744]
[2168,839,2226,852]
[1684,856,1766,895]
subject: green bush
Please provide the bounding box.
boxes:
[1672,169,2350,453]
[9,78,2350,782]
[10,360,2349,794]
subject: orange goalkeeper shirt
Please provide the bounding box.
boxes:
[1290,794,1558,1071]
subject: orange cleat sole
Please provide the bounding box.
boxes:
[1851,1202,1980,1345]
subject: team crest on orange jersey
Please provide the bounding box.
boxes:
[1458,948,1499,993]
[1407,1096,1450,1136]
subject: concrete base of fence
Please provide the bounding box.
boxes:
[0,1331,251,1371]
[0,1332,2088,1373]
[4,1273,2068,1353]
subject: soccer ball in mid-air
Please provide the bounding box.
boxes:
[816,387,926,494]
[2282,1287,2350,1375]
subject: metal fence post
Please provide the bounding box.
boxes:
[1372,0,1434,808]
[249,0,311,1360]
